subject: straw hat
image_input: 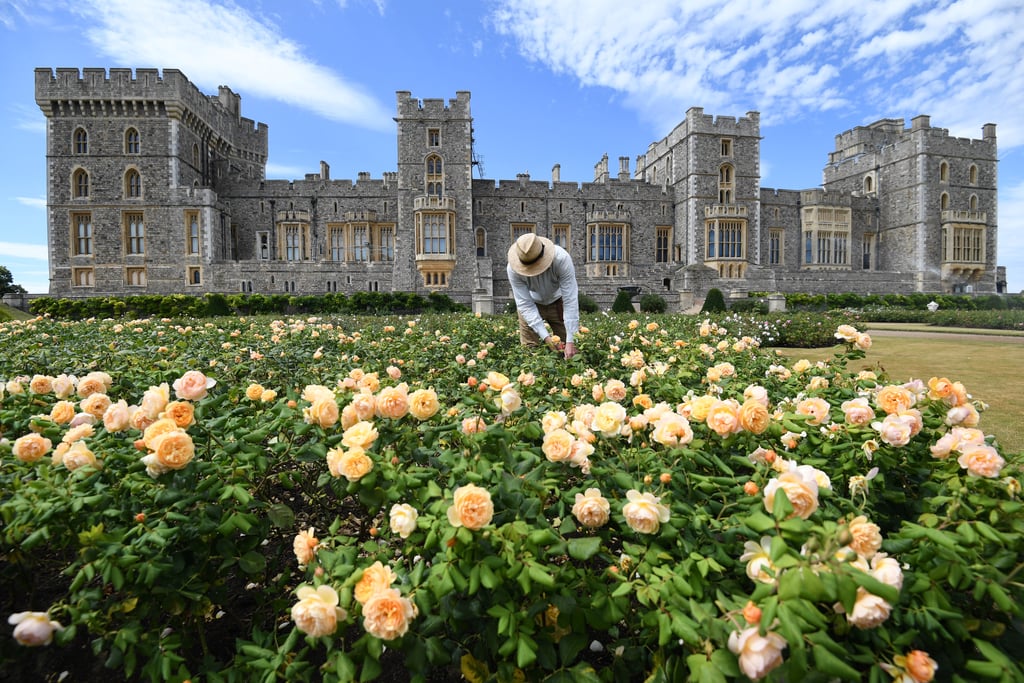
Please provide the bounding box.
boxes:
[507,233,556,276]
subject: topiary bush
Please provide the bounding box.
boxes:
[611,289,635,313]
[579,293,600,313]
[700,287,727,313]
[639,293,667,313]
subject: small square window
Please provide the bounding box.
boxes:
[428,128,440,147]
[187,267,202,285]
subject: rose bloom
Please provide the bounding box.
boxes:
[796,397,831,426]
[408,388,440,420]
[293,528,319,567]
[304,397,340,428]
[447,483,494,530]
[841,397,875,426]
[161,400,195,429]
[76,371,111,398]
[13,433,53,463]
[245,383,265,400]
[29,374,54,395]
[740,537,777,584]
[52,374,75,399]
[603,379,627,402]
[484,371,510,391]
[362,588,416,640]
[8,612,63,647]
[79,392,111,419]
[49,400,77,425]
[875,385,915,415]
[927,376,956,403]
[140,383,170,419]
[870,553,904,590]
[386,365,402,380]
[763,470,819,519]
[102,400,133,432]
[835,324,859,343]
[327,446,374,481]
[348,391,377,422]
[376,385,410,420]
[683,394,718,423]
[302,384,335,404]
[542,429,575,463]
[957,443,1005,478]
[572,488,611,528]
[389,503,419,538]
[896,650,939,683]
[738,399,770,435]
[847,515,883,559]
[622,490,671,534]
[173,370,216,401]
[146,429,195,473]
[592,402,627,436]
[460,415,486,434]
[806,376,830,391]
[792,359,812,374]
[945,403,980,427]
[728,625,787,680]
[872,413,914,447]
[495,385,521,415]
[62,423,95,444]
[291,585,346,638]
[650,412,694,447]
[541,410,567,433]
[341,420,379,450]
[845,588,892,629]
[61,441,100,471]
[143,417,181,449]
[703,399,741,437]
[354,561,397,604]
[743,384,770,407]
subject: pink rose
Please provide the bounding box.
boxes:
[172,370,216,401]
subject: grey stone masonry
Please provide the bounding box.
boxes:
[34,66,1007,307]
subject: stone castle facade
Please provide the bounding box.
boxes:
[34,67,1004,310]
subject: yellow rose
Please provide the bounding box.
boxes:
[738,399,770,435]
[485,371,510,391]
[143,417,181,449]
[684,394,717,423]
[875,385,914,415]
[303,397,340,428]
[571,488,610,528]
[49,400,77,425]
[447,483,494,530]
[162,400,195,429]
[329,447,373,482]
[740,537,777,584]
[51,375,75,399]
[61,423,94,444]
[622,490,670,534]
[361,587,416,640]
[591,402,627,436]
[245,383,265,400]
[301,384,335,404]
[389,503,418,539]
[408,388,440,420]
[61,441,100,471]
[354,561,397,604]
[496,385,522,415]
[650,413,693,447]
[542,429,575,463]
[341,420,379,450]
[541,411,567,434]
[348,391,377,421]
[140,383,170,419]
[291,585,345,637]
[763,470,819,519]
[12,433,53,463]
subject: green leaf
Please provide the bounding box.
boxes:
[516,636,538,669]
[267,503,295,529]
[812,641,861,680]
[239,551,267,575]
[568,536,602,561]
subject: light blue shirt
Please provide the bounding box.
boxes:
[507,245,580,344]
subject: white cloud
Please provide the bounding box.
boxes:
[76,0,393,131]
[489,0,1024,149]
[15,196,46,210]
[0,242,48,260]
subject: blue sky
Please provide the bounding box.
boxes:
[2,0,1023,294]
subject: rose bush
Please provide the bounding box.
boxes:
[0,312,1022,682]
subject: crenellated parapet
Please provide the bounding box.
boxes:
[395,90,471,120]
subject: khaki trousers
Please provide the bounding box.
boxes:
[518,298,566,347]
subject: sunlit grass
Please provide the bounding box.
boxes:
[776,333,1024,455]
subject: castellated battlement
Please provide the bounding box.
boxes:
[395,90,471,119]
[35,67,268,156]
[830,116,996,164]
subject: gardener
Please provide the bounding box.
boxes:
[506,232,580,359]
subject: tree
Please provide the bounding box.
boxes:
[0,266,27,296]
[700,288,727,313]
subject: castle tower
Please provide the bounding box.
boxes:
[393,91,475,296]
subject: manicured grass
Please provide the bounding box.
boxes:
[776,334,1024,455]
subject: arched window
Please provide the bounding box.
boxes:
[939,161,949,182]
[73,127,88,154]
[969,194,978,210]
[73,169,89,198]
[864,175,874,193]
[426,154,443,196]
[969,165,978,185]
[718,164,734,203]
[192,143,200,168]
[125,169,142,198]
[475,227,486,257]
[940,192,950,211]
[125,128,140,154]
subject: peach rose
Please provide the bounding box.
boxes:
[706,399,742,436]
[622,490,670,534]
[684,394,718,423]
[447,483,494,530]
[76,372,110,398]
[13,433,52,463]
[743,384,770,407]
[847,515,883,559]
[497,385,522,414]
[796,397,831,426]
[354,561,397,604]
[485,371,510,391]
[49,400,76,425]
[957,443,1005,478]
[875,385,914,415]
[362,587,416,640]
[592,401,627,436]
[541,411,567,433]
[303,397,340,428]
[341,420,379,450]
[143,417,181,449]
[738,399,770,434]
[61,441,100,471]
[376,385,410,420]
[460,416,486,434]
[870,553,904,590]
[51,375,75,399]
[389,503,419,539]
[348,391,377,422]
[245,383,265,400]
[145,429,195,475]
[80,392,111,419]
[173,370,216,401]
[408,388,440,420]
[140,383,170,419]
[61,423,94,444]
[162,400,195,429]
[900,650,938,683]
[855,333,872,350]
[845,588,892,629]
[872,413,914,447]
[572,488,610,528]
[728,625,787,680]
[763,470,819,519]
[329,447,373,482]
[301,384,335,404]
[291,584,345,637]
[293,528,319,567]
[650,412,694,447]
[102,400,133,433]
[945,403,980,427]
[603,379,627,402]
[542,429,575,463]
[8,611,63,646]
[835,324,859,343]
[29,374,54,395]
[841,397,875,426]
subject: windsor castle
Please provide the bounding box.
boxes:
[34,67,1006,311]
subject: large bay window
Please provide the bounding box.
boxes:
[800,206,850,268]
